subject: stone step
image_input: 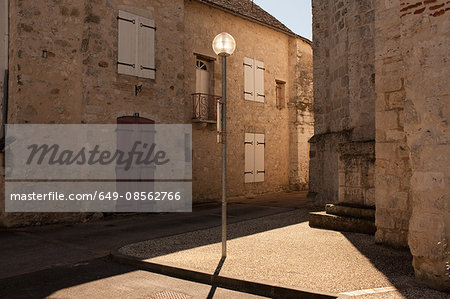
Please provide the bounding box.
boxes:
[325,203,375,220]
[309,211,376,235]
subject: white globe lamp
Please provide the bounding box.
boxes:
[212,32,236,57]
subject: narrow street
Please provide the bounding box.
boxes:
[0,192,307,298]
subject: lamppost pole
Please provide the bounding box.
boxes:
[212,32,235,259]
[221,55,227,258]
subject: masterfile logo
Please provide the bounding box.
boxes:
[5,124,192,213]
[26,141,170,170]
[6,124,191,180]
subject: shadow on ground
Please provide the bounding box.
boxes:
[120,206,450,298]
[341,232,449,297]
[206,256,227,299]
[342,232,415,285]
[0,258,135,299]
[0,192,312,298]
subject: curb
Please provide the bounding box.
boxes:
[110,250,338,299]
[309,212,376,235]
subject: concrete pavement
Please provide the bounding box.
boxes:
[0,257,267,299]
[0,191,308,298]
[4,190,445,298]
[117,208,449,298]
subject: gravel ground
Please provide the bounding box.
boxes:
[120,209,448,298]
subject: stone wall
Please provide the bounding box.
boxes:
[310,0,375,206]
[0,0,7,135]
[374,0,449,290]
[1,0,186,226]
[313,0,449,290]
[402,0,449,288]
[288,38,314,191]
[0,0,314,225]
[374,0,411,248]
[184,0,313,201]
[8,0,186,125]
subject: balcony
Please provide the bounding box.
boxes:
[192,93,220,123]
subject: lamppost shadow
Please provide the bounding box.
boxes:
[206,256,226,299]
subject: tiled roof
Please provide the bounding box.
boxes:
[194,0,297,37]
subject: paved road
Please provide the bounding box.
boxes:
[0,191,308,298]
[0,257,266,299]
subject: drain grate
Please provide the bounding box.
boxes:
[149,290,191,299]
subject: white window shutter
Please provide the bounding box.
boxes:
[118,10,137,76]
[137,16,156,79]
[244,57,254,101]
[244,133,255,183]
[254,133,265,182]
[255,60,265,102]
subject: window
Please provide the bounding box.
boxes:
[117,10,155,79]
[196,60,208,70]
[244,133,265,183]
[276,80,286,109]
[244,57,265,102]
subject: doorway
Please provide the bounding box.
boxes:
[194,59,211,120]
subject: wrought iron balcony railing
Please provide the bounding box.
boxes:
[192,93,220,123]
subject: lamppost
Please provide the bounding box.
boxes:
[212,32,236,258]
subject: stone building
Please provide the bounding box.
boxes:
[309,0,449,291]
[0,0,313,226]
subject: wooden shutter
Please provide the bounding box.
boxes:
[244,57,254,101]
[254,133,265,182]
[255,60,265,102]
[138,16,156,79]
[244,133,255,183]
[118,10,137,76]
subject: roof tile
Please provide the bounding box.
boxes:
[195,0,295,35]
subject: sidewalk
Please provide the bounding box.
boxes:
[0,191,310,298]
[115,208,449,298]
[0,191,304,280]
[0,257,266,299]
